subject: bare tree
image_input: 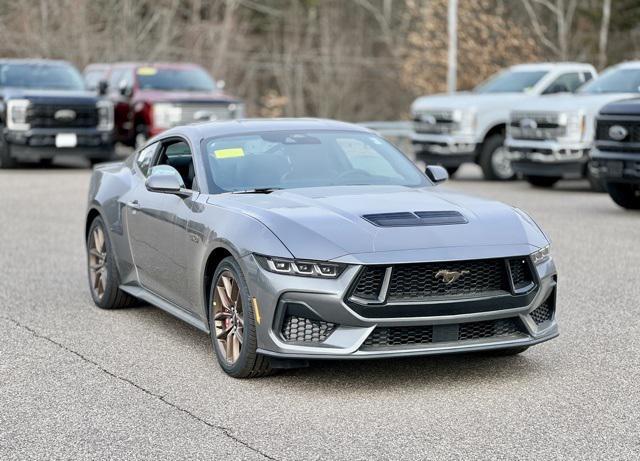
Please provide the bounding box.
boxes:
[598,0,612,69]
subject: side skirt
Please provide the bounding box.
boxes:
[119,285,210,333]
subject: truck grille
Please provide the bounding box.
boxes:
[595,119,640,152]
[27,103,99,129]
[361,318,526,349]
[413,110,456,134]
[509,111,565,141]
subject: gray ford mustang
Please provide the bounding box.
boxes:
[85,118,558,378]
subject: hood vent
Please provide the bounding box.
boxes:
[363,211,467,227]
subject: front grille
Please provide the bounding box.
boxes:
[361,318,526,349]
[458,318,524,341]
[413,110,456,134]
[385,259,508,301]
[27,104,99,128]
[178,103,234,123]
[281,315,336,343]
[596,119,640,143]
[363,325,433,348]
[530,299,554,325]
[510,111,565,140]
[350,257,536,303]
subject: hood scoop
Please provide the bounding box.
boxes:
[363,211,468,227]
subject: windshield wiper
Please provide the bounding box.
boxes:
[232,187,283,194]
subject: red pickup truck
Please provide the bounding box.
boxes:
[83,62,243,147]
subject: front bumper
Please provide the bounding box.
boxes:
[590,148,640,184]
[507,139,590,178]
[411,133,478,166]
[243,252,558,360]
[4,128,114,160]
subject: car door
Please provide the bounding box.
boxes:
[126,137,201,312]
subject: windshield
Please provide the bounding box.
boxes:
[0,63,85,91]
[136,67,215,91]
[203,130,430,193]
[579,68,640,94]
[475,70,547,93]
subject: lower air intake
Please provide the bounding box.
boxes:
[281,315,336,343]
[458,318,524,341]
[530,299,554,325]
[363,325,434,348]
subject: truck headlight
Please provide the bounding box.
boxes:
[452,109,476,135]
[560,111,585,141]
[7,99,30,131]
[96,100,114,131]
[255,254,347,278]
[530,245,551,266]
[153,103,182,129]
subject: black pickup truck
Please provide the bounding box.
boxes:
[590,98,640,209]
[0,59,115,168]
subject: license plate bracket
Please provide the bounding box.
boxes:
[55,133,78,148]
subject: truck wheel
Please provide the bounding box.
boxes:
[446,166,459,177]
[479,134,514,181]
[607,183,640,210]
[0,139,17,169]
[525,175,560,188]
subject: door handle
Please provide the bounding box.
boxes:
[127,200,141,210]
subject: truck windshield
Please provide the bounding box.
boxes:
[136,67,216,92]
[202,130,430,193]
[579,68,640,94]
[475,70,547,93]
[0,63,85,91]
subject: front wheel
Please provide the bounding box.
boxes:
[208,257,273,378]
[607,183,640,210]
[525,175,560,188]
[479,134,515,181]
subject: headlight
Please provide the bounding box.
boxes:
[559,111,585,141]
[255,254,346,278]
[153,103,182,129]
[7,99,30,131]
[530,245,551,265]
[452,108,476,135]
[96,100,114,131]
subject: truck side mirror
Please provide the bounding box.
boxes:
[118,79,132,97]
[97,79,108,96]
[216,80,226,90]
[425,165,449,184]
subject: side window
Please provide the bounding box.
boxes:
[136,143,157,176]
[583,71,594,83]
[336,138,402,179]
[120,69,134,90]
[84,70,104,91]
[155,140,196,190]
[108,69,124,90]
[543,72,583,94]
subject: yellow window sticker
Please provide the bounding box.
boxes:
[214,148,245,159]
[137,67,158,76]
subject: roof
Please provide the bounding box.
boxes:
[611,60,640,69]
[157,118,373,142]
[0,58,73,66]
[94,61,203,70]
[510,62,595,71]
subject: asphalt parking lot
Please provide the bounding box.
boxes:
[1,161,639,460]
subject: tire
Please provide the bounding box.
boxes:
[445,166,459,177]
[0,139,18,169]
[208,256,273,378]
[525,175,560,188]
[479,134,514,181]
[39,158,54,167]
[607,183,640,210]
[482,346,529,357]
[87,216,137,309]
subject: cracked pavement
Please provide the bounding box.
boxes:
[1,162,640,460]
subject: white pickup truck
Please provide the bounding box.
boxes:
[506,61,640,190]
[410,63,597,180]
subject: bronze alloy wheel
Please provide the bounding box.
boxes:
[213,270,245,364]
[88,225,108,301]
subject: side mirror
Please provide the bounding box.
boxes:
[118,79,132,97]
[216,80,226,90]
[425,165,449,184]
[97,79,108,96]
[145,166,190,197]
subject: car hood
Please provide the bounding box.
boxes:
[209,185,549,261]
[411,92,534,113]
[1,88,100,104]
[512,93,639,114]
[135,89,239,104]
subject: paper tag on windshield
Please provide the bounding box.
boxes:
[214,148,245,159]
[137,67,157,76]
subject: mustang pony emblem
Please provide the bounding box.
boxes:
[435,269,470,285]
